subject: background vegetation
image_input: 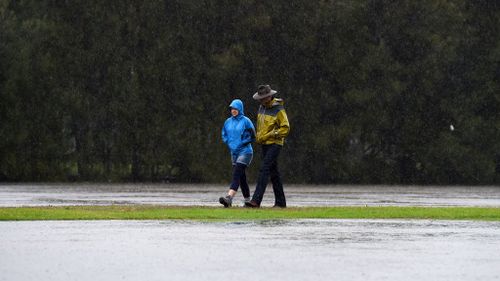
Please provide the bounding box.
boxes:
[1,0,499,184]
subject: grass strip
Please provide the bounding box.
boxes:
[0,206,500,221]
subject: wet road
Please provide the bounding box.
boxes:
[1,219,499,281]
[1,183,500,207]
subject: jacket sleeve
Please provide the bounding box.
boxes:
[275,110,290,139]
[240,119,256,145]
[259,109,289,142]
[221,122,228,144]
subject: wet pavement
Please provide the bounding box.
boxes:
[1,183,500,207]
[1,219,499,281]
[2,184,500,280]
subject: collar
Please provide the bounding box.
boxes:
[263,98,275,108]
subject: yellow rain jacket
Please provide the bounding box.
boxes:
[256,98,290,146]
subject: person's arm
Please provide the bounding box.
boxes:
[221,122,228,144]
[241,128,256,145]
[240,119,256,146]
[260,110,289,142]
[275,110,290,139]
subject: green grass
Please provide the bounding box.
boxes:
[1,205,500,221]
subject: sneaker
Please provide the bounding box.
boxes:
[219,196,232,208]
[272,204,286,208]
[244,200,260,208]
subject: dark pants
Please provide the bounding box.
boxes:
[230,163,250,198]
[251,144,286,206]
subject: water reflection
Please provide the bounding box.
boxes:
[1,183,500,207]
[1,219,499,281]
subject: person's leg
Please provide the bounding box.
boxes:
[219,155,238,207]
[229,163,246,192]
[250,145,280,206]
[269,146,286,207]
[239,167,251,199]
[228,189,237,197]
[223,166,250,208]
[235,154,253,200]
[221,153,253,207]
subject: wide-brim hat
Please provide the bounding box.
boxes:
[253,84,277,100]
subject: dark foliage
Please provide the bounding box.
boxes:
[0,0,499,184]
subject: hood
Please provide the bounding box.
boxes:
[229,99,244,116]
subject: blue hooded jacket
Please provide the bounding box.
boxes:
[222,99,256,155]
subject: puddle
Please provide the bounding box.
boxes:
[1,219,499,281]
[1,184,500,207]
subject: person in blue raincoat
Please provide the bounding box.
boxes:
[220,99,256,207]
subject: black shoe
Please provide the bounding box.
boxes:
[272,205,286,208]
[244,200,260,208]
[219,196,232,208]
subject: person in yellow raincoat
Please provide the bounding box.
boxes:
[245,85,290,208]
